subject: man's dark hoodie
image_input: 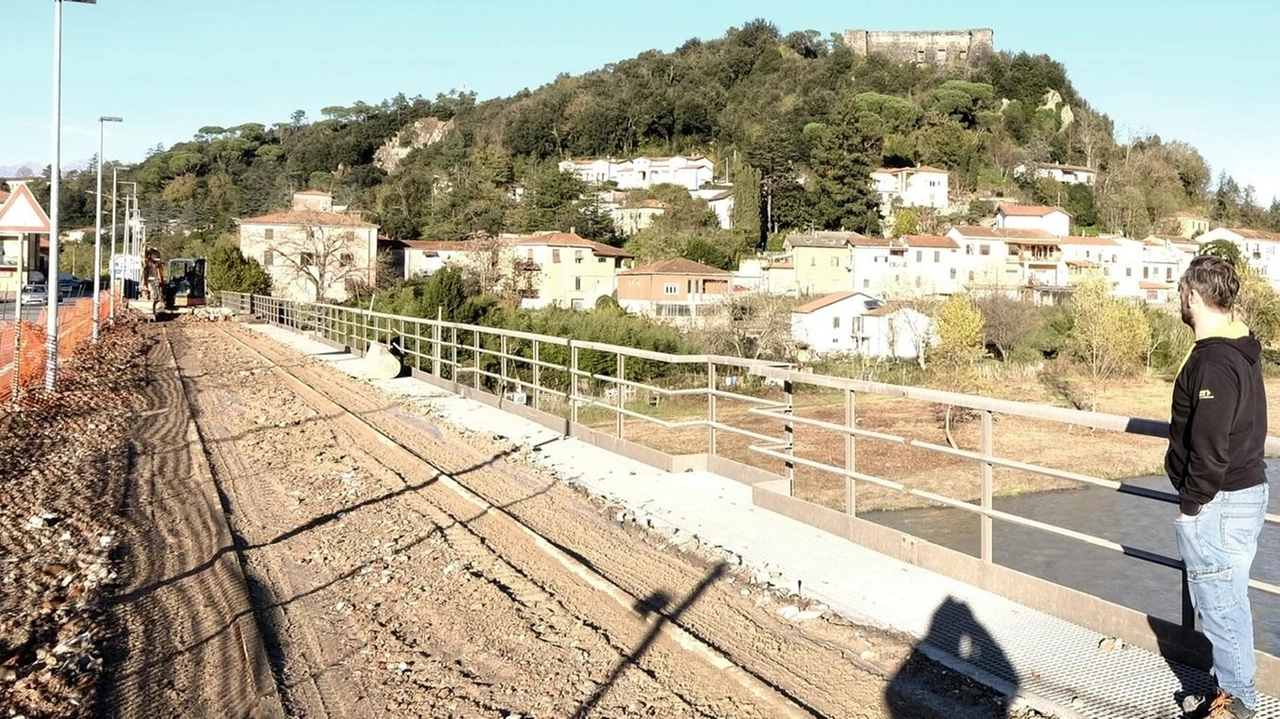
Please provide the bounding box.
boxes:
[1166,319,1268,516]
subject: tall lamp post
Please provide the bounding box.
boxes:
[92,115,122,343]
[46,0,99,390]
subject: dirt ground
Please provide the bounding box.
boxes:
[74,319,1042,718]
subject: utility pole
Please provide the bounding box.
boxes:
[93,116,122,342]
[109,168,117,320]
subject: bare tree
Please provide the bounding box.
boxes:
[451,234,539,306]
[273,218,372,301]
[974,292,1040,361]
[699,292,796,361]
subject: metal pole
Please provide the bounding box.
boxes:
[11,235,23,405]
[845,389,857,517]
[980,409,995,563]
[108,168,117,320]
[92,121,103,341]
[45,0,64,390]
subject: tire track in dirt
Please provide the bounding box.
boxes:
[100,325,283,719]
[209,322,1038,718]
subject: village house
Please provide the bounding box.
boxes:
[900,234,963,295]
[557,155,716,192]
[1168,211,1211,239]
[1013,162,1097,186]
[946,226,1067,303]
[1140,235,1197,297]
[507,232,633,310]
[783,232,857,296]
[995,204,1073,238]
[398,232,632,310]
[734,256,797,296]
[690,188,736,229]
[239,191,380,303]
[1196,227,1280,285]
[859,304,937,361]
[610,199,667,235]
[870,166,949,217]
[617,257,732,323]
[789,291,883,356]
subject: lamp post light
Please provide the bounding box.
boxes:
[46,0,99,390]
[92,115,122,343]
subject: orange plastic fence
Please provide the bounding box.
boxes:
[0,291,114,404]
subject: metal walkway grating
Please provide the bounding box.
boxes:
[246,322,1280,719]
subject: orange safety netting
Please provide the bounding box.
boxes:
[0,291,114,404]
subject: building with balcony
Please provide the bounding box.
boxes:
[947,226,1066,303]
[508,232,633,310]
[900,234,963,295]
[790,291,884,356]
[870,166,950,217]
[1196,227,1280,286]
[617,257,732,323]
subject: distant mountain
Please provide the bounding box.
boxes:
[0,158,94,178]
[0,161,42,178]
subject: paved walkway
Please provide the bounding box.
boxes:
[245,322,1280,719]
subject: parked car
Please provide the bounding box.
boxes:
[19,284,63,305]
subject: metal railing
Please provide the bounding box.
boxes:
[221,292,1280,632]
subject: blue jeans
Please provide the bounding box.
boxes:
[1174,483,1270,709]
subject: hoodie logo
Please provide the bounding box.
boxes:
[1199,389,1215,400]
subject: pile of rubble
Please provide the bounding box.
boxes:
[0,320,149,718]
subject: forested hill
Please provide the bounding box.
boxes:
[96,20,1278,254]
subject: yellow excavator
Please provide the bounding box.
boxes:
[131,246,207,319]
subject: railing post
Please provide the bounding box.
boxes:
[1181,571,1196,629]
[570,343,580,427]
[784,379,795,497]
[532,340,542,411]
[616,352,625,439]
[845,388,857,517]
[980,409,994,563]
[451,325,458,384]
[473,330,481,391]
[433,307,442,377]
[500,334,509,398]
[707,363,718,455]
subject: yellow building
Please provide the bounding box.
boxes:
[783,231,862,296]
[506,232,633,309]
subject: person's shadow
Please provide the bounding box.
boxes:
[886,596,1020,718]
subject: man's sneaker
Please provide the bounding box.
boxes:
[1182,690,1256,719]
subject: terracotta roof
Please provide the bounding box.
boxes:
[619,257,728,276]
[240,209,378,228]
[706,190,735,202]
[0,191,8,204]
[793,292,860,314]
[864,302,912,318]
[996,204,1072,218]
[765,261,793,270]
[510,232,633,258]
[294,190,332,196]
[950,226,1058,243]
[903,234,958,249]
[401,240,473,252]
[1058,235,1119,246]
[1139,280,1172,290]
[1222,228,1280,242]
[785,231,866,248]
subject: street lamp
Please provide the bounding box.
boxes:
[46,0,99,390]
[112,180,136,310]
[92,115,122,343]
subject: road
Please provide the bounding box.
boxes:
[0,290,94,322]
[93,320,1043,719]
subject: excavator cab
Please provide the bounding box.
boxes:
[164,258,207,309]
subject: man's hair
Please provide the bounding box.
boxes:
[1180,255,1241,310]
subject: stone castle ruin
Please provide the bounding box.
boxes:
[843,28,994,67]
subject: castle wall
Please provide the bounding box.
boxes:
[843,28,994,67]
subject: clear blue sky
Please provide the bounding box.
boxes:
[3,0,1277,203]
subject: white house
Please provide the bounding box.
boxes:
[239,191,380,303]
[850,235,908,295]
[861,304,936,360]
[557,155,716,191]
[901,234,964,295]
[691,188,736,229]
[871,166,949,216]
[1013,163,1097,186]
[401,240,477,279]
[1196,227,1280,285]
[790,291,884,356]
[995,204,1072,238]
[1141,235,1196,292]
